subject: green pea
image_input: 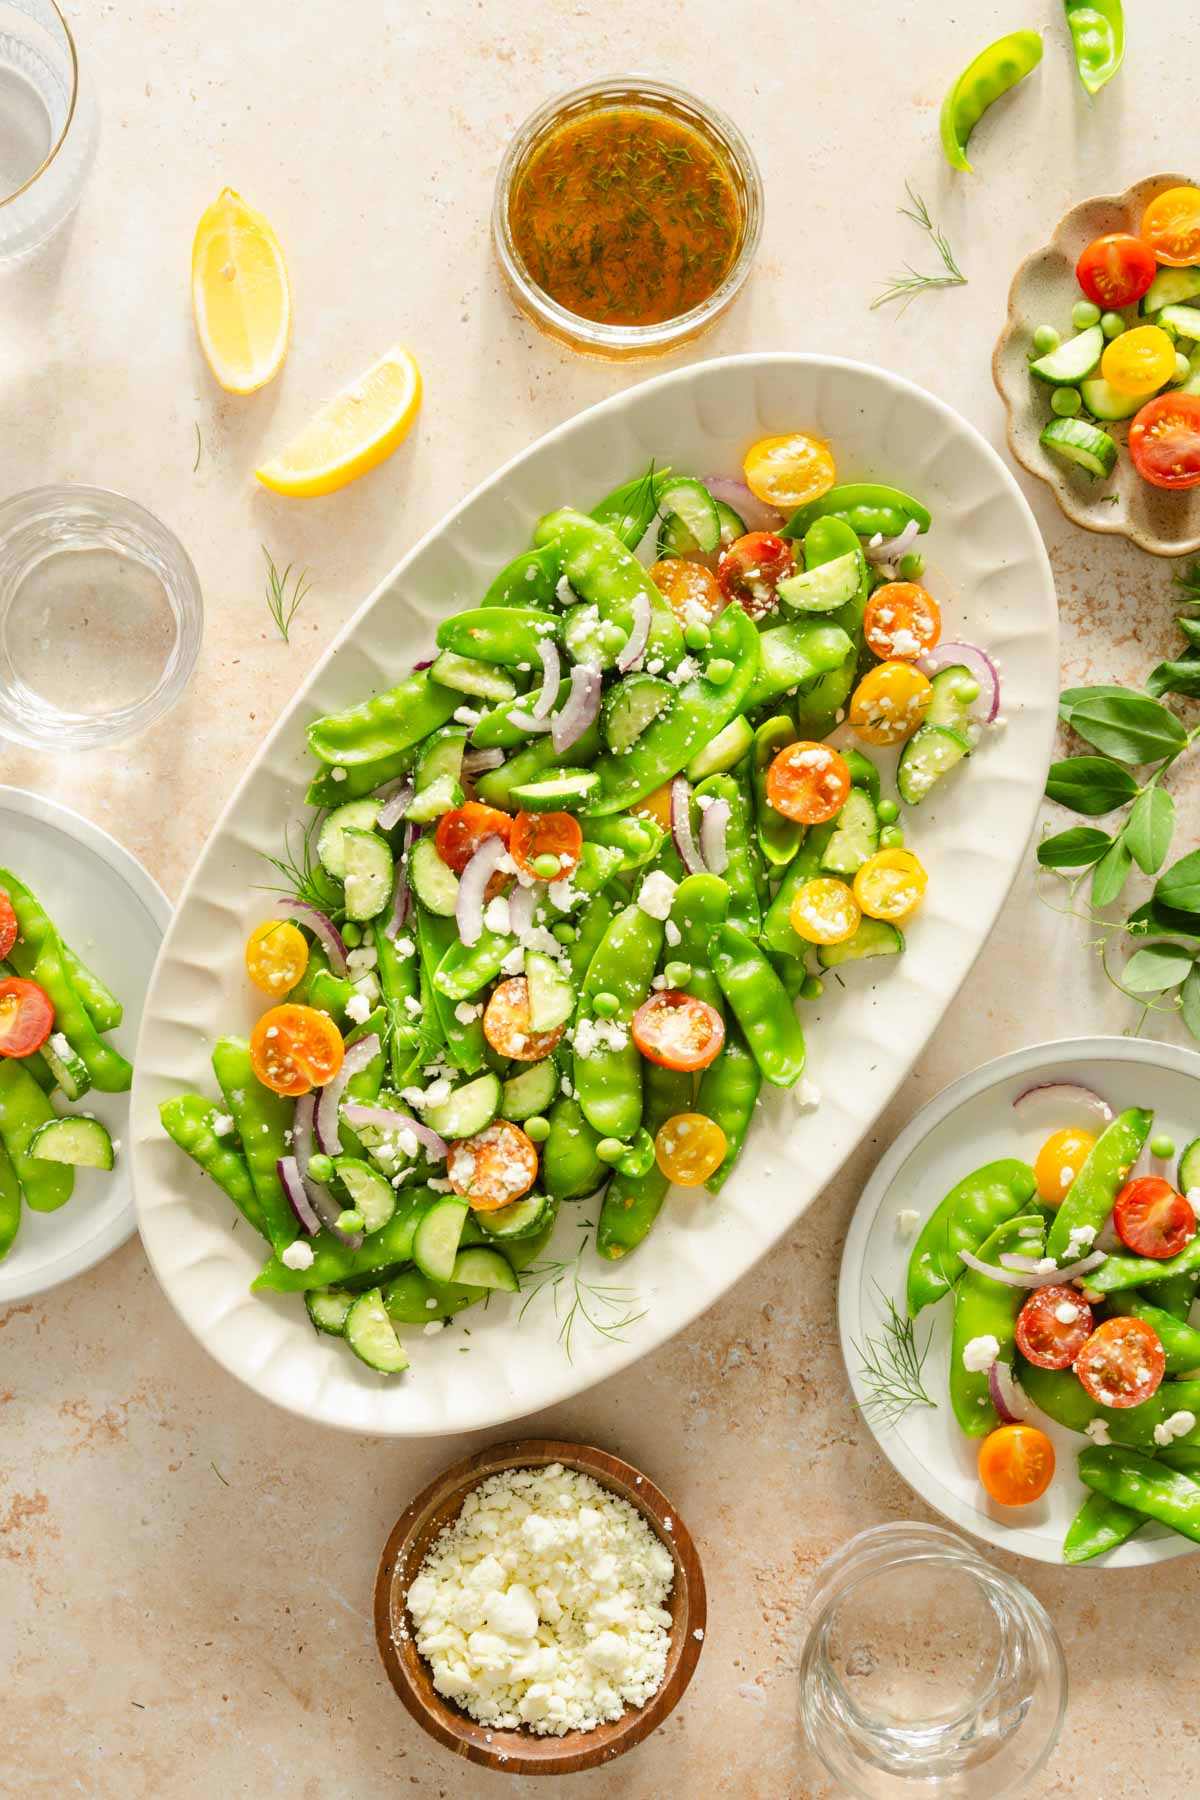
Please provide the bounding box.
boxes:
[663,960,693,988]
[955,676,981,703]
[596,1136,626,1165]
[1152,1134,1177,1160]
[897,551,925,581]
[308,1152,335,1182]
[1100,311,1125,340]
[879,825,905,850]
[1051,387,1082,418]
[1072,300,1101,330]
[552,922,577,946]
[341,921,363,948]
[706,657,734,687]
[524,1114,550,1143]
[1176,352,1193,385]
[532,853,561,880]
[592,991,620,1019]
[876,797,899,825]
[1032,324,1060,355]
[684,621,712,651]
[600,622,628,656]
[800,975,824,1000]
[337,1209,365,1233]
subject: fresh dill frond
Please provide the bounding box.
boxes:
[872,184,967,313]
[264,546,313,643]
[257,817,342,915]
[852,1285,937,1428]
[519,1240,645,1364]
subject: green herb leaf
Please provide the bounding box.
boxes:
[1059,690,1187,765]
[1036,826,1113,869]
[1090,836,1132,909]
[1172,564,1200,603]
[1122,943,1195,994]
[1182,964,1200,1042]
[1128,898,1200,940]
[1045,756,1139,815]
[1175,614,1200,648]
[1146,659,1200,700]
[1125,786,1176,875]
[1156,849,1200,917]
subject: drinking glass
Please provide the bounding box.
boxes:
[798,1523,1066,1799]
[0,0,97,263]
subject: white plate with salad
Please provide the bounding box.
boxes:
[130,352,1058,1435]
[841,1036,1200,1568]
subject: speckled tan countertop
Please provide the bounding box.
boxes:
[2,3,1198,1795]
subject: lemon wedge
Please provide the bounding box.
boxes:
[192,188,291,394]
[255,346,423,498]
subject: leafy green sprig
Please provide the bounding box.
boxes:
[264,547,313,643]
[852,1286,937,1429]
[872,184,968,313]
[519,1231,645,1363]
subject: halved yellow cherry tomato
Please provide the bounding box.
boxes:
[853,849,927,921]
[789,877,861,945]
[1033,1127,1095,1207]
[849,661,932,746]
[978,1424,1055,1507]
[1100,325,1176,399]
[743,432,836,509]
[245,919,309,997]
[631,782,674,832]
[1141,185,1200,266]
[654,1112,727,1186]
[249,1003,344,1096]
[648,556,724,624]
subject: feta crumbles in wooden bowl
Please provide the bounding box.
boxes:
[374,1439,706,1774]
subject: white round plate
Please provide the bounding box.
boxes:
[131,352,1059,1436]
[840,1035,1200,1568]
[0,785,170,1304]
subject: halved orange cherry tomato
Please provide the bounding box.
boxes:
[1100,324,1176,399]
[853,848,927,922]
[1075,232,1157,308]
[631,991,725,1072]
[1033,1127,1095,1206]
[1141,185,1200,266]
[1113,1175,1197,1260]
[1015,1286,1094,1371]
[0,978,54,1057]
[0,892,17,962]
[849,661,932,746]
[789,878,860,946]
[249,1003,344,1096]
[648,557,724,625]
[434,802,512,875]
[716,531,795,619]
[1129,393,1200,491]
[245,919,309,997]
[482,976,565,1062]
[765,741,851,825]
[1074,1316,1165,1409]
[743,431,836,509]
[510,810,582,883]
[654,1111,727,1187]
[631,782,674,832]
[978,1424,1055,1507]
[447,1119,538,1210]
[863,582,941,662]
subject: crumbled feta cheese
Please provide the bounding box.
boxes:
[1084,1417,1111,1446]
[1065,1224,1097,1256]
[402,995,423,1017]
[666,655,700,687]
[1154,1410,1196,1447]
[330,766,347,783]
[664,921,681,949]
[423,1320,446,1337]
[962,1334,1000,1373]
[50,1032,73,1061]
[210,1112,235,1137]
[636,871,677,920]
[344,992,372,1025]
[454,705,482,727]
[281,1240,315,1270]
[501,945,525,976]
[795,1079,821,1110]
[572,1016,629,1056]
[1054,1300,1082,1324]
[394,935,416,958]
[896,1209,920,1239]
[547,878,577,913]
[454,1001,482,1025]
[484,895,511,935]
[555,574,575,606]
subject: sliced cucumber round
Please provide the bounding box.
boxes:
[685,714,754,783]
[500,1057,559,1121]
[524,951,574,1032]
[332,1156,396,1234]
[1039,417,1118,479]
[508,770,599,812]
[475,1190,554,1241]
[29,1115,114,1169]
[344,1288,410,1373]
[1177,1136,1200,1195]
[602,673,673,754]
[405,773,464,822]
[317,799,381,879]
[897,723,970,805]
[1078,377,1142,423]
[41,1032,92,1102]
[776,550,861,614]
[819,788,879,877]
[817,917,905,967]
[1030,324,1104,386]
[450,1245,520,1291]
[424,1072,501,1140]
[657,496,745,559]
[412,1195,470,1283]
[343,827,395,922]
[408,836,458,917]
[926,666,981,738]
[655,476,721,554]
[1157,304,1200,341]
[1142,266,1200,315]
[305,1288,356,1336]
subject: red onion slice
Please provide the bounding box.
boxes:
[916,642,1000,725]
[988,1361,1029,1425]
[700,797,731,875]
[505,707,552,735]
[551,664,602,754]
[342,1105,448,1162]
[412,657,434,671]
[274,898,348,977]
[314,1033,381,1156]
[456,833,509,946]
[616,590,652,673]
[702,474,784,535]
[384,825,415,940]
[530,639,562,721]
[377,778,416,832]
[508,881,538,938]
[864,519,922,564]
[278,1154,322,1235]
[462,747,505,776]
[292,1094,361,1245]
[962,1246,1107,1287]
[670,776,705,876]
[1011,1083,1113,1128]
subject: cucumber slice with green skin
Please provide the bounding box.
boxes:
[407,836,459,917]
[1182,343,1200,397]
[817,918,904,966]
[413,1195,470,1282]
[926,666,981,738]
[564,604,624,670]
[819,788,879,877]
[332,1156,396,1233]
[1040,417,1119,479]
[500,1058,558,1121]
[344,1288,410,1373]
[508,771,599,812]
[602,674,673,753]
[29,1115,114,1169]
[1158,304,1200,341]
[775,550,861,614]
[1079,376,1142,422]
[684,714,754,783]
[305,1288,355,1336]
[655,477,721,554]
[429,650,517,703]
[342,827,395,922]
[897,724,971,805]
[1142,267,1200,314]
[381,1267,483,1323]
[451,1245,520,1291]
[41,1032,91,1102]
[843,747,881,806]
[1178,1136,1200,1195]
[415,725,467,790]
[423,1072,501,1139]
[1030,324,1105,385]
[475,1190,554,1240]
[317,799,381,879]
[657,498,745,559]
[405,773,464,822]
[525,951,574,1032]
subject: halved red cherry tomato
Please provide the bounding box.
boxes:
[1129,393,1200,491]
[1141,185,1200,267]
[1074,232,1158,308]
[765,741,851,825]
[0,892,17,962]
[249,1003,344,1096]
[1074,1316,1165,1409]
[631,991,725,1072]
[1015,1286,1094,1371]
[434,802,512,875]
[482,976,565,1062]
[447,1119,539,1210]
[1113,1175,1197,1260]
[510,810,582,882]
[648,557,725,625]
[863,582,941,662]
[0,978,54,1057]
[716,531,795,619]
[978,1424,1055,1507]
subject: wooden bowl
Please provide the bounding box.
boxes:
[374,1438,707,1775]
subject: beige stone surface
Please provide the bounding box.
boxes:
[2,2,1199,1794]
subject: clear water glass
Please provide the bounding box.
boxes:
[0,0,97,263]
[798,1523,1066,1800]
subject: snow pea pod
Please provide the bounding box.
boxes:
[791,520,870,740]
[1106,1291,1200,1375]
[543,1089,608,1201]
[475,720,602,810]
[372,924,424,1085]
[1063,1490,1144,1564]
[752,716,802,867]
[950,1213,1043,1436]
[744,620,853,713]
[782,485,931,544]
[211,1036,296,1252]
[669,873,728,1013]
[569,891,614,986]
[415,905,485,1073]
[1063,0,1123,96]
[1078,1446,1200,1545]
[697,1023,761,1194]
[254,1189,433,1292]
[580,815,664,872]
[1088,1229,1200,1295]
[307,746,415,808]
[471,679,574,749]
[574,903,664,1138]
[760,822,837,958]
[480,543,562,610]
[1151,1270,1200,1319]
[0,1055,72,1213]
[159,1094,267,1239]
[906,1158,1038,1316]
[940,30,1043,174]
[32,932,132,1093]
[711,922,806,1089]
[436,607,560,668]
[1018,1364,1200,1449]
[0,867,123,1032]
[307,669,459,768]
[596,1062,691,1259]
[0,1137,20,1260]
[1046,1107,1151,1261]
[533,507,685,669]
[694,773,760,934]
[589,467,667,549]
[306,967,354,1031]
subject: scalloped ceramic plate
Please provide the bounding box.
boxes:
[131,353,1058,1436]
[839,1037,1200,1568]
[993,172,1200,558]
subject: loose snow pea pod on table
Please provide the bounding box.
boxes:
[436,607,561,668]
[533,508,685,669]
[711,922,806,1089]
[1018,1363,1200,1449]
[950,1213,1044,1436]
[32,932,132,1093]
[479,543,562,610]
[0,1055,73,1213]
[694,773,761,935]
[159,1094,267,1238]
[0,1139,20,1258]
[211,1036,296,1253]
[574,902,665,1139]
[0,867,123,1033]
[254,1189,434,1293]
[1045,1106,1152,1260]
[1063,0,1123,96]
[596,1062,691,1259]
[939,30,1044,175]
[1105,1291,1200,1375]
[782,485,931,544]
[905,1157,1038,1316]
[697,1024,761,1194]
[1079,1446,1200,1545]
[307,669,459,768]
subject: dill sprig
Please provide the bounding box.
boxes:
[519,1233,645,1363]
[264,546,313,643]
[851,1284,937,1429]
[257,817,342,915]
[872,184,967,314]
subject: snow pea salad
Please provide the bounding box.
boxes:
[907,1084,1200,1561]
[1028,183,1200,490]
[160,435,1002,1379]
[0,874,129,1260]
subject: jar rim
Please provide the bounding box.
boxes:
[0,0,80,211]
